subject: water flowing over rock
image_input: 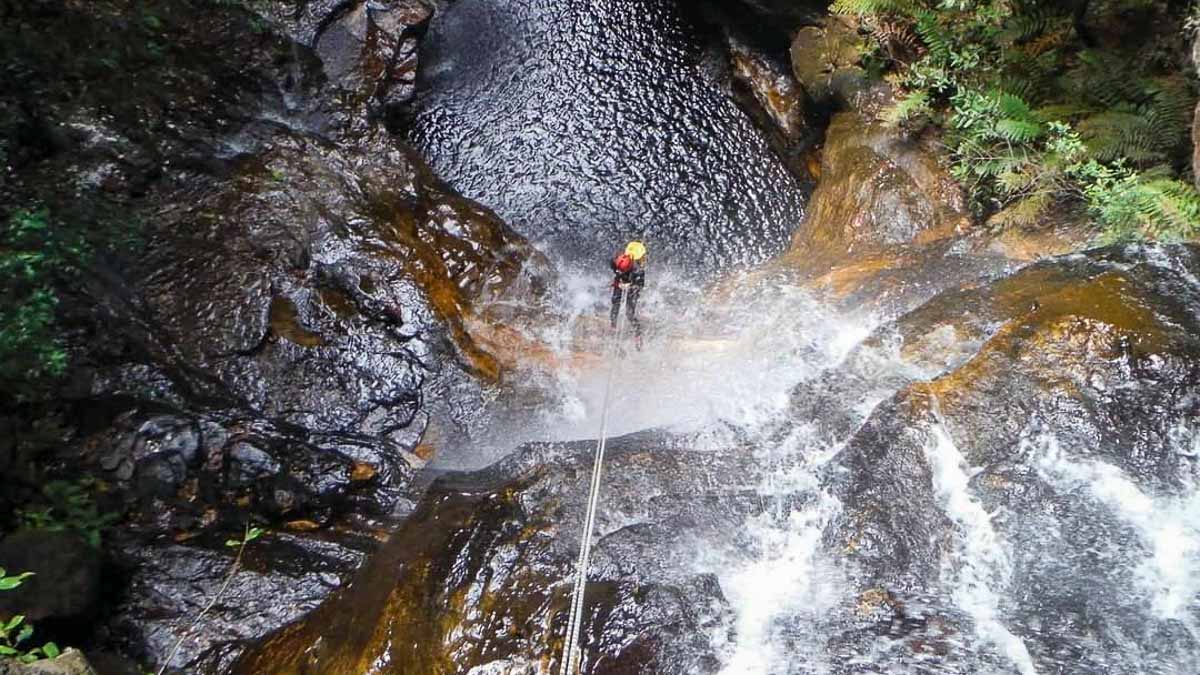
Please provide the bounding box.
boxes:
[404,0,809,271]
[232,433,746,674]
[232,243,1200,674]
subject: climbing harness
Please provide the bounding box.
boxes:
[559,285,629,675]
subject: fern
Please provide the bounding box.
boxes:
[913,10,953,62]
[831,0,920,17]
[880,89,931,126]
[846,0,1199,240]
[1082,163,1200,240]
[1077,109,1163,164]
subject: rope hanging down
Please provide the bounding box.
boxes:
[559,285,628,675]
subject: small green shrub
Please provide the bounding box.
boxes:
[17,479,121,548]
[0,569,60,664]
[0,209,78,392]
[836,0,1200,240]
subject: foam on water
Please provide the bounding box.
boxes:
[450,250,1200,672]
[1032,432,1200,633]
[924,424,1037,675]
[713,429,844,675]
[524,266,876,443]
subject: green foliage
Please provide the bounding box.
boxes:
[225,526,264,549]
[0,570,58,664]
[18,479,121,548]
[1078,163,1200,241]
[0,570,33,592]
[0,209,78,391]
[838,0,1200,240]
[1,203,140,401]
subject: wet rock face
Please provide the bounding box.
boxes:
[233,245,1200,674]
[232,434,755,674]
[257,0,432,118]
[405,0,808,271]
[124,128,544,442]
[789,17,869,110]
[106,528,374,670]
[819,244,1200,672]
[4,0,552,669]
[786,111,970,272]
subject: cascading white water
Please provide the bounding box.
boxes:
[1031,431,1200,648]
[453,251,1200,674]
[924,424,1037,675]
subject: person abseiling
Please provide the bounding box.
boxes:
[609,240,646,347]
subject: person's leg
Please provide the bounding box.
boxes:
[610,285,622,328]
[626,287,641,345]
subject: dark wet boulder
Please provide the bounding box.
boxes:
[230,433,757,674]
[106,527,374,672]
[726,35,818,184]
[309,0,431,110]
[0,531,102,626]
[696,0,828,49]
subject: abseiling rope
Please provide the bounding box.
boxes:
[559,286,628,675]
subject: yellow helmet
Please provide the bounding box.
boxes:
[625,240,647,261]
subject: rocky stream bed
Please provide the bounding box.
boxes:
[2,0,1199,674]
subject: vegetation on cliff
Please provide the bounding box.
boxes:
[832,0,1200,240]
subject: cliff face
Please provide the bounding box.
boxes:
[1,0,551,668]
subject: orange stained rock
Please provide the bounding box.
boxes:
[231,477,561,675]
[269,296,325,347]
[907,269,1174,415]
[350,462,378,482]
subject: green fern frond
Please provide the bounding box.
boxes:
[880,89,932,126]
[1134,179,1200,239]
[996,118,1045,142]
[996,92,1035,120]
[913,10,953,61]
[995,7,1062,45]
[830,0,919,16]
[1065,50,1148,109]
[1078,109,1167,165]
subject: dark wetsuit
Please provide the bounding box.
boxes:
[610,256,645,339]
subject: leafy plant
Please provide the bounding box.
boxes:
[836,0,1200,239]
[17,479,121,548]
[0,570,33,592]
[0,570,60,663]
[0,209,78,392]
